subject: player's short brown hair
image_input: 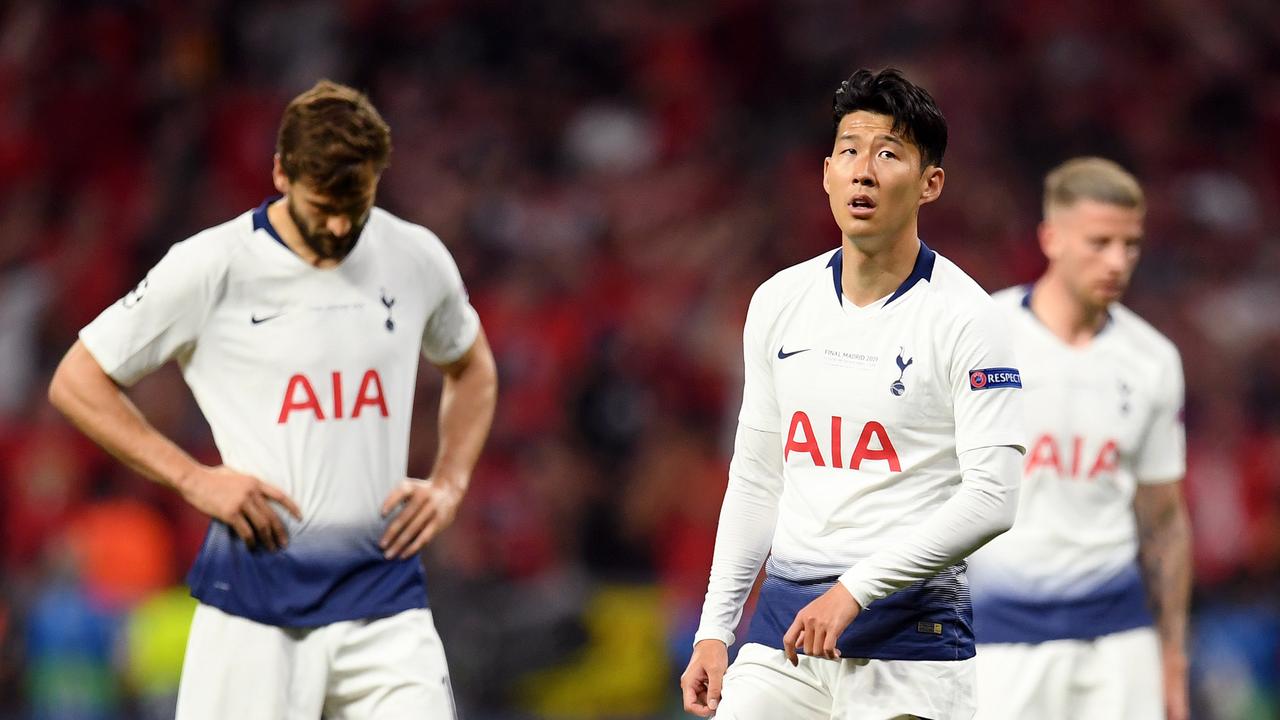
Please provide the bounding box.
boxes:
[276,80,391,199]
[1043,157,1144,218]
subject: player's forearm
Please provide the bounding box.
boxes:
[839,444,1020,608]
[694,425,783,646]
[48,341,202,492]
[429,330,497,493]
[1135,483,1192,656]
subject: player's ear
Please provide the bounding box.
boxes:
[822,156,832,195]
[272,154,290,194]
[918,166,944,206]
[1037,220,1057,259]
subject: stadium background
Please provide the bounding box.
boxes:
[0,1,1277,718]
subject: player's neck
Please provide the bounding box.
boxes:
[1029,275,1109,347]
[266,198,340,269]
[839,230,920,307]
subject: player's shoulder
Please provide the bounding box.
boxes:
[989,284,1031,309]
[160,211,254,277]
[923,251,1004,320]
[1107,303,1181,364]
[368,208,450,254]
[366,207,462,276]
[750,248,837,311]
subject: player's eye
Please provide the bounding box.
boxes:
[878,149,897,160]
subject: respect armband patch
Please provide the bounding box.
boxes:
[969,367,1021,390]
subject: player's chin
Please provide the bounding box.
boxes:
[1094,284,1126,305]
[837,217,879,239]
[316,237,357,261]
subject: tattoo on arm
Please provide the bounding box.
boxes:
[1134,481,1192,654]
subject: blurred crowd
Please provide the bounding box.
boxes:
[0,1,1278,718]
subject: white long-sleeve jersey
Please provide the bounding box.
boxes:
[695,242,1025,661]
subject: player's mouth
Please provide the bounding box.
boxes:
[848,195,877,219]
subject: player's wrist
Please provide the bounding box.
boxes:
[692,627,735,648]
[692,638,729,655]
[836,574,873,610]
[429,470,469,496]
[171,461,207,495]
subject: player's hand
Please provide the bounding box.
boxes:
[681,639,728,717]
[783,582,861,665]
[379,477,463,559]
[179,465,302,552]
[1162,647,1189,720]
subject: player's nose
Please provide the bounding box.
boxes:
[326,215,352,238]
[850,154,876,186]
[1102,242,1129,272]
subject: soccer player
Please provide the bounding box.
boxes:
[966,158,1191,720]
[680,68,1026,720]
[47,80,497,719]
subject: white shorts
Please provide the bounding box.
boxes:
[973,626,1162,720]
[714,643,976,720]
[175,603,457,720]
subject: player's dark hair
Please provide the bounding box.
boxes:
[277,80,391,199]
[832,68,947,169]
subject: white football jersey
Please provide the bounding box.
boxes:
[967,286,1185,644]
[738,242,1024,660]
[79,199,480,626]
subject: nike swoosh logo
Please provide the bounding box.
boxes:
[251,312,285,325]
[777,347,810,359]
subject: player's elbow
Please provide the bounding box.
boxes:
[47,349,78,416]
[48,341,105,418]
[960,445,1022,538]
[966,479,1019,543]
[986,481,1019,538]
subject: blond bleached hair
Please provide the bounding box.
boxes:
[1043,157,1144,218]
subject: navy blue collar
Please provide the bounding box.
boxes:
[252,196,288,249]
[826,240,937,307]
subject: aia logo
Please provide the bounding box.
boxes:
[278,369,388,423]
[1025,434,1119,481]
[784,411,901,472]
